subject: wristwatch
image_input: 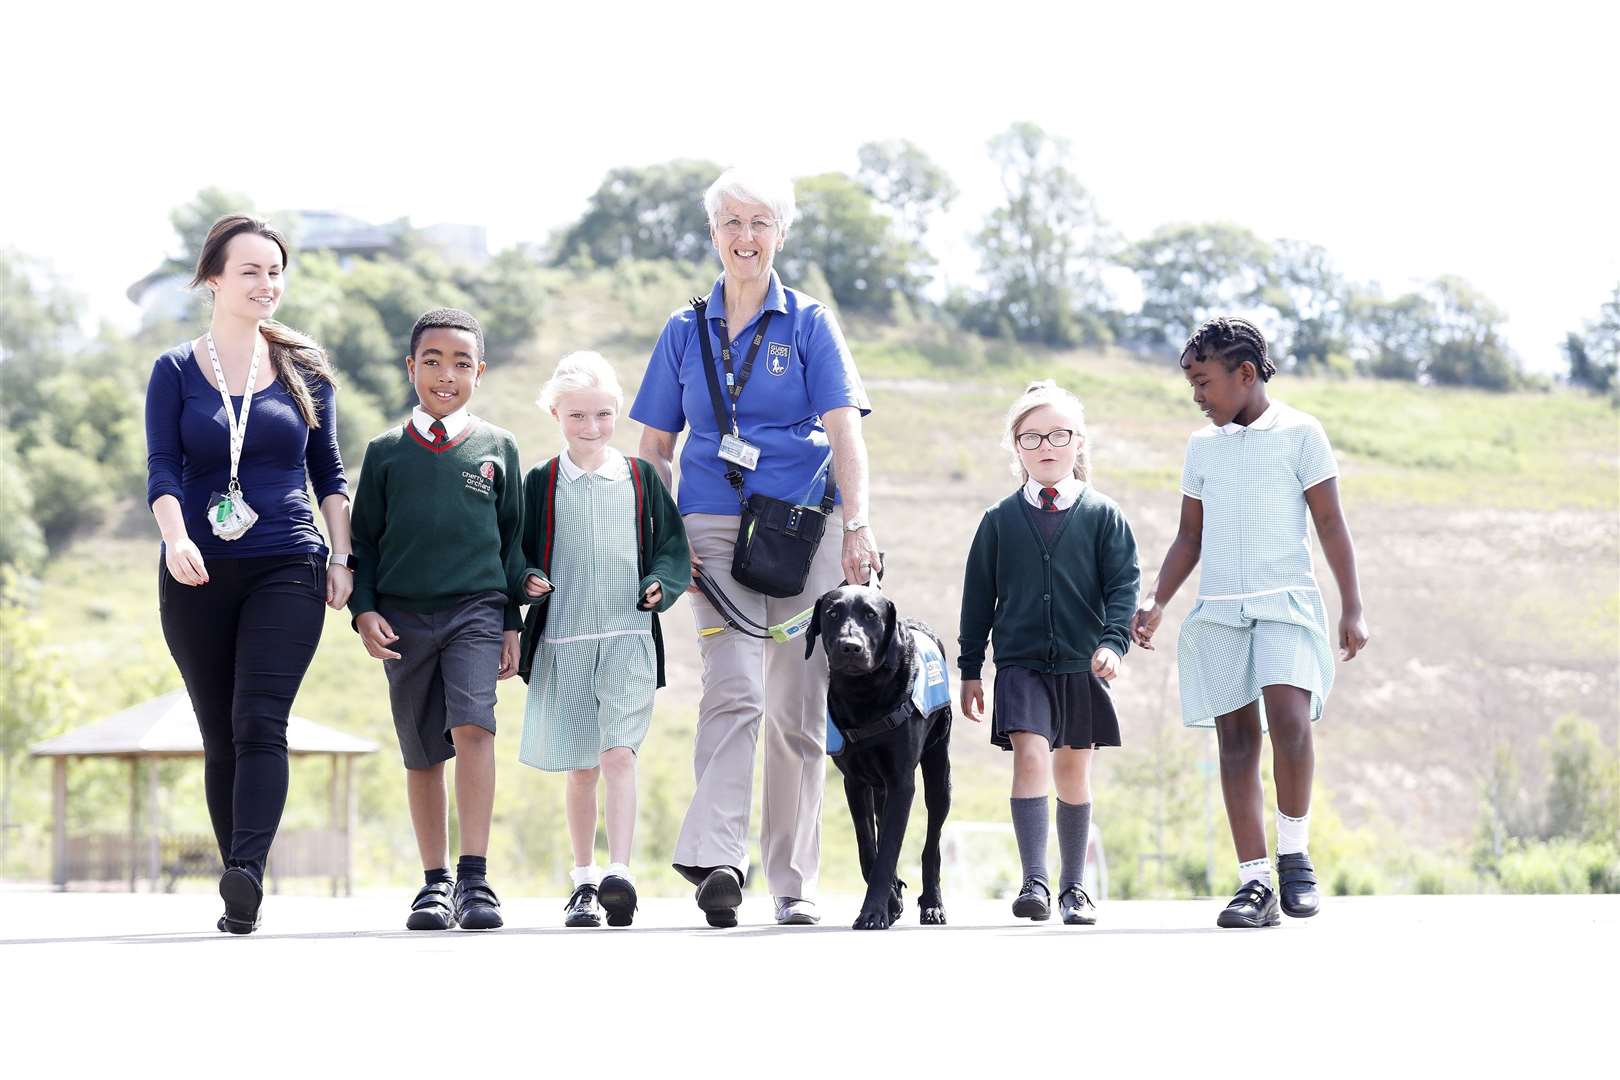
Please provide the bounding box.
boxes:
[843,518,869,533]
[328,552,356,570]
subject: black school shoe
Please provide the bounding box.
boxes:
[695,867,743,928]
[453,877,504,930]
[1011,877,1052,921]
[1278,852,1321,918]
[564,883,602,928]
[406,881,455,931]
[598,874,638,928]
[218,866,263,935]
[1058,883,1097,926]
[1216,880,1281,928]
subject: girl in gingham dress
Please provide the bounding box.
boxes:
[1131,318,1370,929]
[516,352,689,929]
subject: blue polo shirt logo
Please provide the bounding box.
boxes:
[766,342,790,375]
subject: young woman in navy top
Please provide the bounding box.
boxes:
[145,215,351,933]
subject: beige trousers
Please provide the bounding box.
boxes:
[672,512,845,899]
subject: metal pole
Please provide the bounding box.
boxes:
[343,756,356,898]
[147,759,161,891]
[51,758,67,891]
[127,758,138,892]
[328,756,340,898]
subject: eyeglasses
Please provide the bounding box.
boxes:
[717,217,779,238]
[1016,429,1075,450]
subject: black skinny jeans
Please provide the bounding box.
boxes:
[159,552,326,882]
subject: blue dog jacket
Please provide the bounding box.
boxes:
[827,629,950,756]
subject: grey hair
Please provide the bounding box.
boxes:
[537,351,624,412]
[1000,380,1090,482]
[703,167,797,234]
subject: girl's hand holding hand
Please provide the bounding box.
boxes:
[356,612,401,661]
[498,630,520,680]
[960,679,985,723]
[1129,600,1162,650]
[1339,609,1370,661]
[325,564,352,609]
[164,536,209,587]
[1091,647,1121,683]
[524,574,552,599]
[641,581,663,609]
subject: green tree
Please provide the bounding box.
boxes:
[1565,284,1619,393]
[458,248,552,355]
[0,249,76,426]
[1347,289,1435,381]
[1542,716,1620,843]
[968,123,1115,347]
[1125,222,1273,349]
[777,172,917,312]
[162,187,256,273]
[0,569,79,877]
[856,139,957,288]
[0,434,46,573]
[552,160,721,267]
[1422,276,1520,390]
[1262,240,1350,371]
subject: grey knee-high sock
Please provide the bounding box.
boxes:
[1057,799,1092,891]
[1010,796,1049,887]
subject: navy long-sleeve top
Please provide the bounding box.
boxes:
[145,342,348,559]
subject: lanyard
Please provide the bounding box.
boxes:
[714,311,773,433]
[204,332,262,492]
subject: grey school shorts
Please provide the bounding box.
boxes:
[377,590,506,769]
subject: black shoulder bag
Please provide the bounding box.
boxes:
[691,294,836,599]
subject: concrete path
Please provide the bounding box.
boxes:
[2,890,1613,1076]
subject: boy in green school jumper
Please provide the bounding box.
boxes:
[349,308,528,931]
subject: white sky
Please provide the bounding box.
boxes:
[5,1,1616,373]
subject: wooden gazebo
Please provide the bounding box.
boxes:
[29,690,376,895]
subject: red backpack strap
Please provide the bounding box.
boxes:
[542,457,560,571]
[629,457,647,561]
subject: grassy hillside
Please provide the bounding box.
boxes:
[8,267,1618,900]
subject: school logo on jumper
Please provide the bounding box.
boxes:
[463,463,495,496]
[766,342,791,375]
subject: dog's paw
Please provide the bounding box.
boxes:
[852,906,894,930]
[918,904,946,925]
[888,879,906,923]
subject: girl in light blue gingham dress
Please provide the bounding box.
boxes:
[1132,318,1369,930]
[515,352,689,929]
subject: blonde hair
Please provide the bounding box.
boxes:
[537,351,624,412]
[1001,380,1090,482]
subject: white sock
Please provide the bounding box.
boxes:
[1238,857,1272,888]
[604,861,633,883]
[569,864,600,888]
[1277,809,1310,856]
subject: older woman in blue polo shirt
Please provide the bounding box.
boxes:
[633,168,879,927]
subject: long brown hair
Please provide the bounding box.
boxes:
[190,214,335,428]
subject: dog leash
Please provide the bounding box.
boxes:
[695,553,885,644]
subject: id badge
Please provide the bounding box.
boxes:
[718,434,760,471]
[206,489,259,541]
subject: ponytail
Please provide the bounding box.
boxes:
[260,319,336,428]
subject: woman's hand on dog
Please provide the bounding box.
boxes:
[960,679,985,723]
[1091,647,1121,683]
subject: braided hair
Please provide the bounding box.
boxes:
[1178,317,1276,381]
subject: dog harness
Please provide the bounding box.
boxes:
[826,629,951,755]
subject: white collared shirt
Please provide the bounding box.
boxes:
[1215,401,1280,435]
[1022,475,1086,510]
[558,446,629,483]
[411,405,470,442]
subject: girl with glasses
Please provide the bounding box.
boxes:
[958,380,1142,926]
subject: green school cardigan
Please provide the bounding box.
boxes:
[516,456,691,687]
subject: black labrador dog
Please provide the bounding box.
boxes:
[805,584,952,929]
